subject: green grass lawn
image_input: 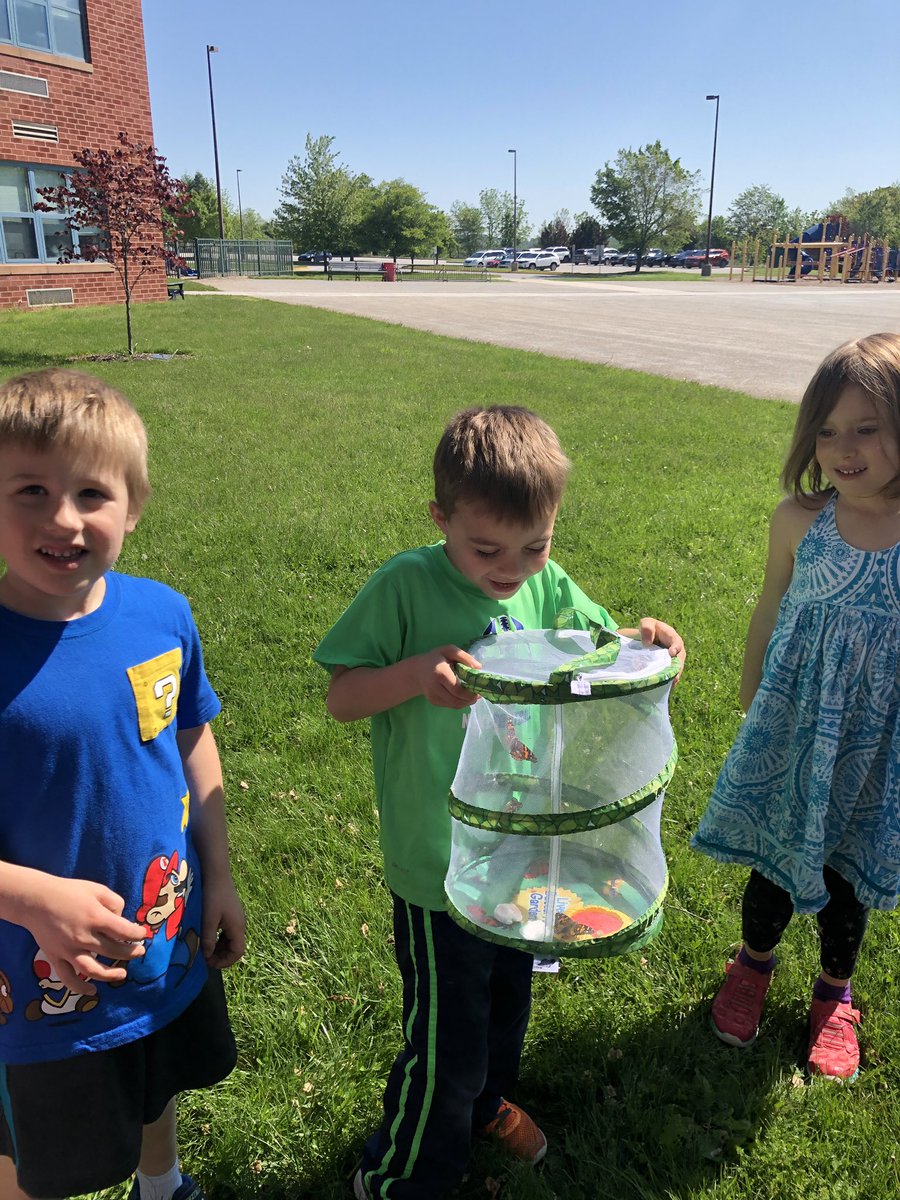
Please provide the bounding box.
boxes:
[2,298,898,1200]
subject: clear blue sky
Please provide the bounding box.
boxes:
[142,0,900,232]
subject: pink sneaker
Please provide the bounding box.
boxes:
[807,998,861,1081]
[710,958,772,1047]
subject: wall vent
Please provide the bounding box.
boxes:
[0,70,49,97]
[12,120,58,142]
[26,287,74,307]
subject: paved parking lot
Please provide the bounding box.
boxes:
[203,273,900,402]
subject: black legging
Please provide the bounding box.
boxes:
[742,866,870,979]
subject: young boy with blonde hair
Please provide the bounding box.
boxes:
[315,405,684,1200]
[0,369,245,1200]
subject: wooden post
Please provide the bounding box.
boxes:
[752,239,760,281]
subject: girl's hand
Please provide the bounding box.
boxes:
[631,618,686,680]
[415,645,482,709]
[200,872,246,969]
[18,874,146,994]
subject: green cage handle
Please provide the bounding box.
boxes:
[547,608,620,681]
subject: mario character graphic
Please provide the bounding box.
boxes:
[0,969,12,1024]
[128,850,200,985]
[25,947,99,1022]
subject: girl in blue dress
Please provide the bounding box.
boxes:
[693,332,900,1080]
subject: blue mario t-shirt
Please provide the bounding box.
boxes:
[0,572,219,1064]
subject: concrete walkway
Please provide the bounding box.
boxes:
[200,273,900,402]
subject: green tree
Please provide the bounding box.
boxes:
[449,201,484,254]
[591,142,700,271]
[225,207,271,241]
[361,179,445,264]
[725,184,801,241]
[274,134,369,254]
[540,209,571,246]
[174,173,273,242]
[472,188,529,248]
[500,198,530,248]
[479,188,505,244]
[831,185,900,243]
[178,171,233,241]
[686,213,729,249]
[571,211,605,247]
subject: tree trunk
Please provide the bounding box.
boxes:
[123,253,134,355]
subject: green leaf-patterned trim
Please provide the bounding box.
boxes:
[445,875,668,959]
[455,656,679,705]
[448,745,677,834]
[547,627,621,680]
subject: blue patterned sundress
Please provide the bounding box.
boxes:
[692,494,900,913]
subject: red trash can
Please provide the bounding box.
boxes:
[382,261,396,282]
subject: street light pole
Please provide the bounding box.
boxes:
[508,148,517,272]
[703,93,720,277]
[236,168,244,240]
[206,44,225,241]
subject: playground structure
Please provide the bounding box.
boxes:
[727,216,899,283]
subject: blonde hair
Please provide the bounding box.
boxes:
[0,368,149,511]
[782,333,900,501]
[433,405,570,523]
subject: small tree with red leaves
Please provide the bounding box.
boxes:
[37,131,192,355]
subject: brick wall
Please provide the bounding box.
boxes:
[0,0,167,306]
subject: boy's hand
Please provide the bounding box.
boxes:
[201,872,246,969]
[20,875,146,995]
[634,618,686,679]
[415,645,482,709]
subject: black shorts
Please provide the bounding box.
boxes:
[0,969,236,1198]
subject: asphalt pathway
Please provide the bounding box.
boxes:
[201,272,900,402]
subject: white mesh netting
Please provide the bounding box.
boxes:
[444,628,677,957]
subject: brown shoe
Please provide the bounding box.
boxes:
[479,1099,547,1164]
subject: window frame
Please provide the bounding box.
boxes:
[0,162,93,264]
[0,0,87,62]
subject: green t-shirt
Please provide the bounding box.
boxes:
[314,542,617,910]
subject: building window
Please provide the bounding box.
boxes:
[0,0,86,61]
[0,163,91,263]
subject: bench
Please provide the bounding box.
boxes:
[167,281,185,300]
[326,261,406,280]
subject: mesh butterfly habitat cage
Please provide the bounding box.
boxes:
[444,616,678,958]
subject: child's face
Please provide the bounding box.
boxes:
[816,384,900,501]
[0,442,138,620]
[429,498,556,600]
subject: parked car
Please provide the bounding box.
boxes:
[600,247,620,264]
[614,250,638,266]
[516,249,561,271]
[571,247,596,264]
[683,247,730,268]
[667,248,695,267]
[463,249,505,267]
[498,252,517,268]
[297,250,332,264]
[642,248,667,267]
[545,245,571,262]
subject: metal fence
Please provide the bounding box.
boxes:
[170,239,293,278]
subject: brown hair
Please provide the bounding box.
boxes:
[0,368,149,511]
[782,333,900,500]
[433,405,570,523]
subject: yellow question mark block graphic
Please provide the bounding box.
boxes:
[127,648,183,742]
